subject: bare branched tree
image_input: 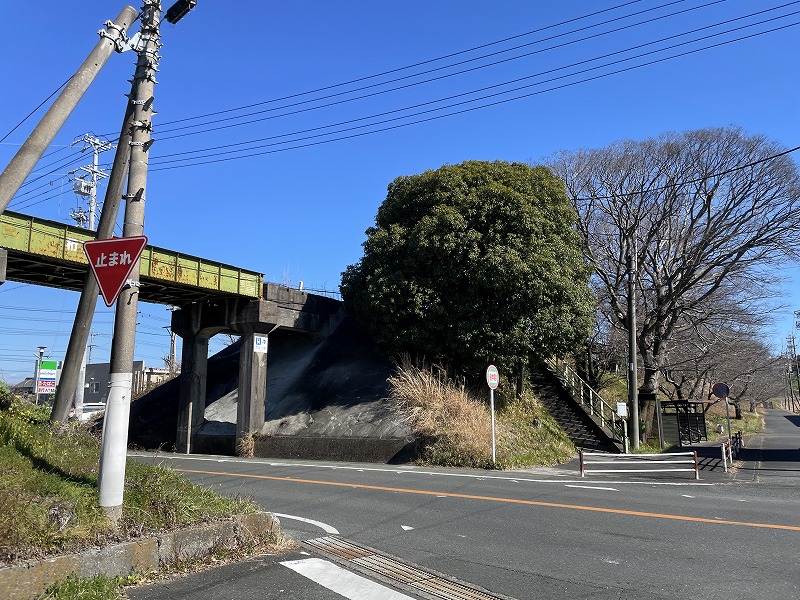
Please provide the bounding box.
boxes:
[548,127,800,432]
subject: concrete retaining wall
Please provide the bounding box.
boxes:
[255,435,412,463]
[0,512,279,600]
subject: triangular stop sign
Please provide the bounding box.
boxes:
[83,236,148,306]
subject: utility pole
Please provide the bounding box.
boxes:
[789,333,800,412]
[70,134,114,230]
[626,243,640,450]
[50,97,136,425]
[98,0,162,521]
[68,136,114,422]
[164,325,177,374]
[0,7,137,215]
[34,346,46,405]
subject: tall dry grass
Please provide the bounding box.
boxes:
[389,357,494,468]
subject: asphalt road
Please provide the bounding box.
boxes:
[128,410,800,600]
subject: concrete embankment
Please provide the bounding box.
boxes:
[128,316,413,462]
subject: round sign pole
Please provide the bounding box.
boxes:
[486,365,499,464]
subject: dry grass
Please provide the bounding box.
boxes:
[389,357,494,468]
[237,431,256,458]
[389,358,576,469]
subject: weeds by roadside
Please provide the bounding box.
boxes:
[0,399,259,566]
[389,358,575,469]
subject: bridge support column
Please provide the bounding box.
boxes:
[176,335,209,454]
[236,331,269,454]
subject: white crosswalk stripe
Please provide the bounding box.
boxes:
[281,557,414,599]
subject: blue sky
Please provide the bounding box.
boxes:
[1,0,799,384]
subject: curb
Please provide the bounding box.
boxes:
[0,512,280,600]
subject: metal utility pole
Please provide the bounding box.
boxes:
[626,245,640,450]
[0,7,137,215]
[98,0,162,521]
[70,134,114,230]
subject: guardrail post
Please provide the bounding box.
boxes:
[721,443,728,472]
[694,451,699,479]
[579,449,585,478]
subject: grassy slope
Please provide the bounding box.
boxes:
[388,361,575,469]
[0,400,259,566]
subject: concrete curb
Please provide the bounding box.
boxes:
[0,512,280,600]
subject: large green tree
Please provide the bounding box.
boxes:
[340,160,594,377]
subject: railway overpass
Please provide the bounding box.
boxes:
[0,210,343,453]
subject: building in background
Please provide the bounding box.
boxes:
[84,361,176,404]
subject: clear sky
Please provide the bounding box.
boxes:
[1,1,799,384]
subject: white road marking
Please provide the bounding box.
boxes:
[130,452,714,485]
[682,495,695,498]
[281,557,414,599]
[272,513,339,534]
[565,484,618,491]
[401,525,414,531]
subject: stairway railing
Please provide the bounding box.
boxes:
[544,358,625,449]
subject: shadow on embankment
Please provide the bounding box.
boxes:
[127,316,414,462]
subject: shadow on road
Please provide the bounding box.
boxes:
[738,447,800,465]
[783,415,800,427]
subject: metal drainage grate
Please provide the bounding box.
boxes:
[303,536,514,600]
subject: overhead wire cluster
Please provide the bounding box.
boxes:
[2,0,797,208]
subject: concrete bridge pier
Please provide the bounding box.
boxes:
[171,285,344,455]
[175,334,209,454]
[172,299,242,454]
[236,328,273,453]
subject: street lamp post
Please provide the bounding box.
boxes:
[34,346,46,405]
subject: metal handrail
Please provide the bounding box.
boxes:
[545,358,624,444]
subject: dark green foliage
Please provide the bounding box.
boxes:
[341,160,595,377]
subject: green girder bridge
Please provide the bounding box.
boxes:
[0,210,263,304]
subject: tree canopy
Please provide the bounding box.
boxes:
[340,160,595,377]
[548,127,800,430]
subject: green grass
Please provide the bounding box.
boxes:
[705,405,763,440]
[35,573,139,600]
[388,360,575,469]
[495,392,576,468]
[0,398,259,566]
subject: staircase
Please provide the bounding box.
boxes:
[531,362,622,453]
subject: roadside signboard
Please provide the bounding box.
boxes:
[486,365,499,464]
[254,335,269,353]
[37,359,58,394]
[486,365,499,390]
[83,236,148,306]
[712,382,730,399]
[616,402,629,418]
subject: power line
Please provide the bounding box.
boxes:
[153,8,796,165]
[155,0,729,140]
[151,18,799,170]
[139,0,661,134]
[0,76,72,143]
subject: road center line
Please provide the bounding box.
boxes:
[177,468,800,532]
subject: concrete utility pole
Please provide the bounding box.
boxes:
[0,7,137,216]
[98,0,162,521]
[50,103,136,426]
[626,245,640,450]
